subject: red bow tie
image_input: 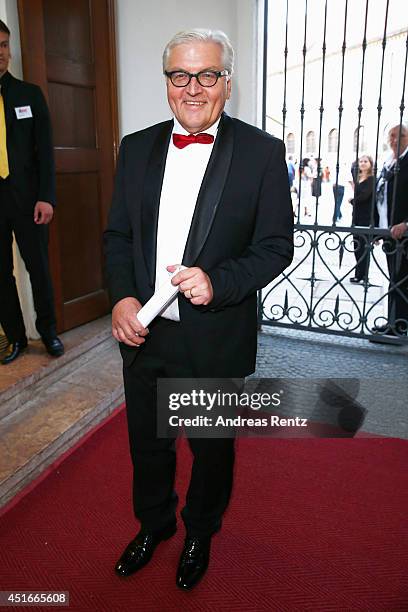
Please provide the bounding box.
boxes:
[173,133,214,149]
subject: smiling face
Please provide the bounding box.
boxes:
[358,156,372,175]
[165,41,231,134]
[0,30,11,77]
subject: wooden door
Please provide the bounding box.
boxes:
[17,0,118,331]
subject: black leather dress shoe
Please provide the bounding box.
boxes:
[369,324,407,347]
[350,276,363,283]
[371,323,391,334]
[176,536,211,590]
[115,523,176,577]
[1,340,28,365]
[42,336,64,357]
[371,323,406,337]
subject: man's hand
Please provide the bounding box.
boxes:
[168,265,213,306]
[390,222,408,240]
[112,297,149,347]
[34,201,54,224]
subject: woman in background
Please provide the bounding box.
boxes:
[299,158,313,218]
[349,155,375,283]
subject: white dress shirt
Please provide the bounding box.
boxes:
[154,116,220,321]
[377,145,408,229]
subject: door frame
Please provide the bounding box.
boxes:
[17,0,119,331]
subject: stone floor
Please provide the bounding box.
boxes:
[255,326,408,439]
[0,316,124,509]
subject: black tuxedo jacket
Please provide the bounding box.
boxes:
[104,113,294,377]
[1,71,55,210]
[375,150,408,227]
[386,151,408,226]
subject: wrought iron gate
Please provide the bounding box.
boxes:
[260,0,408,343]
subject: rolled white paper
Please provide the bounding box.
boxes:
[136,265,186,328]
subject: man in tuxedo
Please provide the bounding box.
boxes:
[0,20,63,364]
[373,122,408,338]
[104,29,293,589]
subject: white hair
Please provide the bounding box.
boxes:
[162,28,234,75]
[386,119,408,135]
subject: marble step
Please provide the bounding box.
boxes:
[0,316,113,422]
[0,337,124,509]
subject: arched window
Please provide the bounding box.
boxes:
[328,128,338,153]
[306,130,316,154]
[353,126,365,152]
[286,132,295,154]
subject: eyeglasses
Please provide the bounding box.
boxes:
[164,70,229,88]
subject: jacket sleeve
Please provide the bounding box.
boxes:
[207,140,294,310]
[103,137,139,308]
[33,85,56,205]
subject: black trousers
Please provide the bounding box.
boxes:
[332,184,345,222]
[122,318,235,538]
[0,180,56,342]
[352,233,370,280]
[384,239,408,332]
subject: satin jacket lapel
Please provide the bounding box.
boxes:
[141,120,173,287]
[182,113,234,266]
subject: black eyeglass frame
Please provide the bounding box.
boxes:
[164,69,230,87]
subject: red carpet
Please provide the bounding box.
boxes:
[0,408,407,611]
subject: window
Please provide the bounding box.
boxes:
[306,130,316,154]
[353,126,365,152]
[286,132,295,154]
[328,128,338,153]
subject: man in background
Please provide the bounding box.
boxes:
[332,161,351,224]
[287,154,295,189]
[0,20,63,364]
[373,121,408,337]
[104,28,293,589]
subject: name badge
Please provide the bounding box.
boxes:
[15,105,33,119]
